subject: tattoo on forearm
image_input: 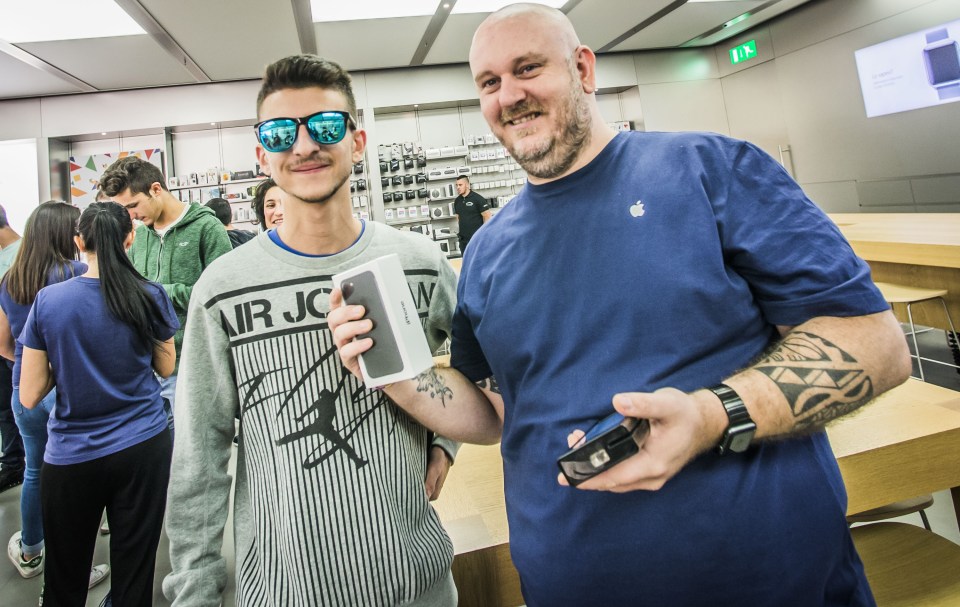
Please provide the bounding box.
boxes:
[475,376,501,395]
[755,331,873,431]
[415,369,453,407]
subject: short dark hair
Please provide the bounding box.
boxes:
[0,203,8,229]
[456,175,470,184]
[256,55,357,118]
[99,156,167,198]
[205,197,232,226]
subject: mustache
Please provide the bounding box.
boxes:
[499,102,544,125]
[288,153,334,170]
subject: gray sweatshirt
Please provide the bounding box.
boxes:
[163,223,459,606]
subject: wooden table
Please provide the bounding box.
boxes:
[829,213,960,329]
[434,378,960,607]
[827,378,960,523]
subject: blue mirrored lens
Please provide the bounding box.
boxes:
[306,113,347,144]
[258,120,298,152]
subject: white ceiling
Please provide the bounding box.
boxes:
[0,0,815,102]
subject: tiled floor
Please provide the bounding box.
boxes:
[0,327,958,606]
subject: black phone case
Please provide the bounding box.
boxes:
[342,270,404,378]
[557,418,648,486]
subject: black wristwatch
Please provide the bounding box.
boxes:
[708,383,756,455]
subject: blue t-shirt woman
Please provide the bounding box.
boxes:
[19,201,179,606]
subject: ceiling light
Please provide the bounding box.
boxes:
[210,122,217,126]
[452,0,565,14]
[723,13,750,28]
[443,3,450,8]
[101,132,107,136]
[0,0,144,43]
[312,0,439,22]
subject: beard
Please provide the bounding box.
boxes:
[499,75,592,180]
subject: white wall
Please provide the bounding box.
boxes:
[0,139,40,233]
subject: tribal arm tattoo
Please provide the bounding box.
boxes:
[754,331,874,434]
[475,376,501,395]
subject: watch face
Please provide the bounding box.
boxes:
[925,40,960,86]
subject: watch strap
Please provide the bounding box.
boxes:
[708,383,756,455]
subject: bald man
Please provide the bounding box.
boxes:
[329,4,908,605]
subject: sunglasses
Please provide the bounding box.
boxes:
[255,110,357,153]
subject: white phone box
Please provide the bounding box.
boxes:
[333,254,433,387]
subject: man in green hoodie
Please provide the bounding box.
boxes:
[99,157,232,429]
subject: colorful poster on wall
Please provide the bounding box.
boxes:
[69,148,163,209]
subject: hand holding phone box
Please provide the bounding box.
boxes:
[557,411,650,487]
[333,254,434,388]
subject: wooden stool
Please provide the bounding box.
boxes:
[851,522,960,606]
[873,282,959,381]
[847,494,933,530]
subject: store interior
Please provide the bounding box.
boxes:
[1,0,960,605]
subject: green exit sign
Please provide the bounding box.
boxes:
[729,40,757,65]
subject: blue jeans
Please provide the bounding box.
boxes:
[12,386,55,553]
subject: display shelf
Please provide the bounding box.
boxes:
[226,197,253,203]
[425,152,469,160]
[385,217,431,226]
[433,233,457,241]
[169,176,264,190]
[221,177,265,185]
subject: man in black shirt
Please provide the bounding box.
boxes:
[205,197,256,248]
[453,176,491,254]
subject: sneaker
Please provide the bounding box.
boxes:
[99,520,110,535]
[7,531,43,578]
[89,563,110,589]
[0,466,24,493]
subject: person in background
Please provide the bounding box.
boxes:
[99,157,231,432]
[204,197,256,248]
[163,54,459,607]
[0,203,23,495]
[0,202,110,594]
[452,175,491,253]
[19,201,178,607]
[250,177,285,230]
[328,4,912,606]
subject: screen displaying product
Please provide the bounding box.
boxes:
[855,19,960,117]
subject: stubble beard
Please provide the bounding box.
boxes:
[282,157,351,205]
[502,76,592,180]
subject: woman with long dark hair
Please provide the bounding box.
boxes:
[18,201,178,606]
[0,201,109,591]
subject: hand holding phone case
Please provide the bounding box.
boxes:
[557,412,649,486]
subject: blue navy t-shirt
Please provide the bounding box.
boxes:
[20,276,179,465]
[0,260,86,388]
[451,132,886,606]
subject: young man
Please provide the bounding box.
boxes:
[204,197,256,248]
[452,176,491,253]
[329,4,911,606]
[100,157,232,427]
[0,204,23,494]
[163,55,460,607]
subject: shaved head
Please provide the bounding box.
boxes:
[470,3,580,67]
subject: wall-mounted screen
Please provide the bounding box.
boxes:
[855,19,960,117]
